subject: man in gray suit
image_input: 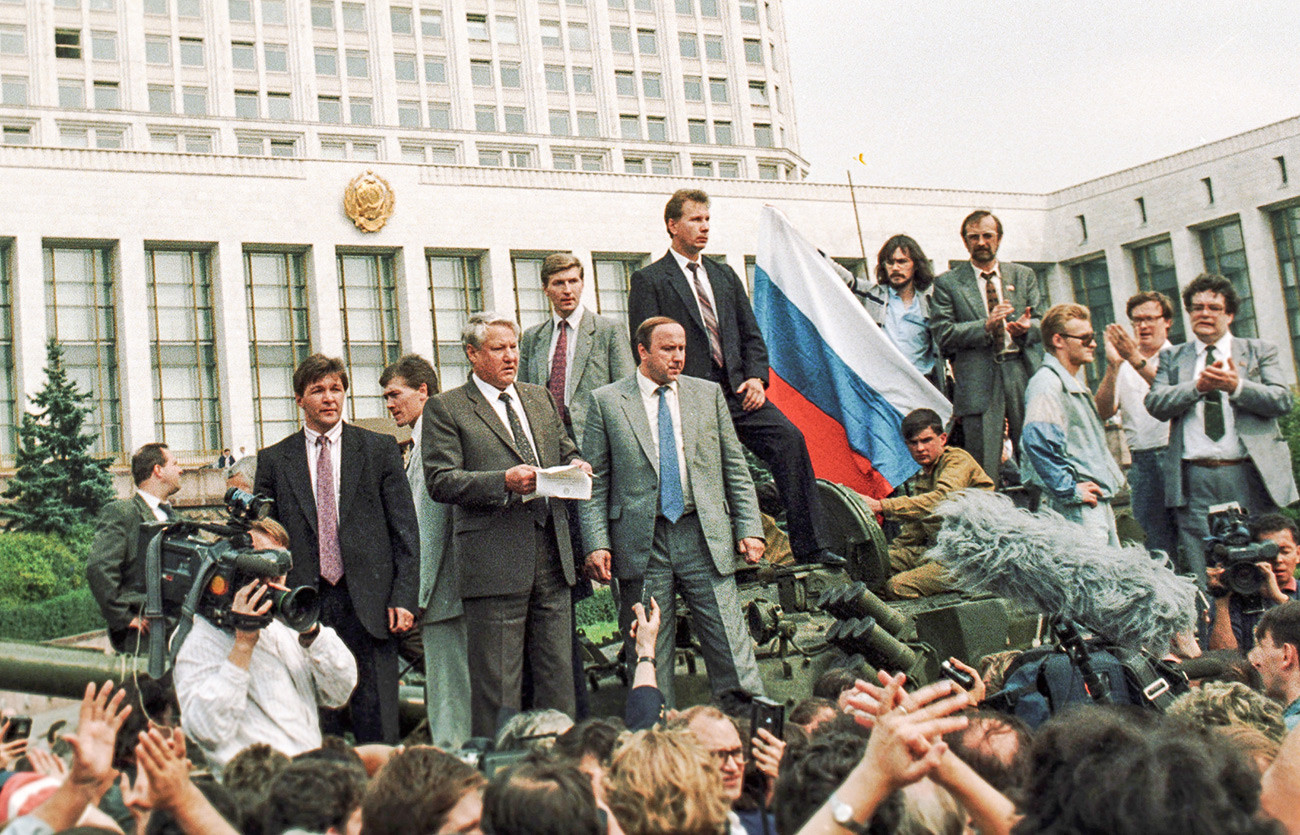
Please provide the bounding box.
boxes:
[930,210,1043,479]
[381,354,471,750]
[578,316,766,707]
[1145,273,1298,582]
[424,313,591,737]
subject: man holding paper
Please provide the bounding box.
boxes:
[423,312,592,736]
[578,316,766,706]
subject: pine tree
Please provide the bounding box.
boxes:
[3,339,115,534]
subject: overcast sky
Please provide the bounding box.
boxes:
[781,0,1300,193]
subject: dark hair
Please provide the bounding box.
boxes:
[1256,600,1300,655]
[224,743,291,834]
[874,235,935,293]
[941,709,1032,793]
[665,188,709,225]
[788,697,837,729]
[1182,273,1239,316]
[1250,513,1299,547]
[380,353,439,394]
[147,778,241,835]
[635,316,681,352]
[362,746,486,835]
[131,442,170,486]
[1126,291,1174,321]
[960,210,1002,239]
[900,409,945,442]
[482,761,603,835]
[812,667,861,700]
[541,252,584,285]
[292,354,349,397]
[554,718,624,765]
[262,759,367,835]
[294,737,368,774]
[773,730,902,835]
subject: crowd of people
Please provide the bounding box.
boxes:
[60,189,1300,831]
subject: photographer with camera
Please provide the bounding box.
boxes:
[173,519,357,778]
[1209,512,1300,652]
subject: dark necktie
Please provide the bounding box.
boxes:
[548,320,570,424]
[1203,346,1225,441]
[316,435,344,585]
[688,262,725,369]
[982,271,1004,341]
[500,392,539,467]
[657,386,685,522]
[158,502,175,520]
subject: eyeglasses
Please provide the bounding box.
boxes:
[1061,333,1096,346]
[710,747,746,766]
[1130,315,1167,325]
[1190,304,1226,314]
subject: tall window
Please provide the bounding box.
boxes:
[1069,258,1114,386]
[146,249,220,456]
[427,253,483,389]
[511,255,550,331]
[0,247,15,462]
[592,254,643,328]
[337,252,400,420]
[1130,238,1184,344]
[1199,219,1257,337]
[245,250,310,447]
[45,245,120,457]
[1269,205,1300,375]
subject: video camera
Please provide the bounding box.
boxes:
[142,488,320,679]
[1205,503,1279,597]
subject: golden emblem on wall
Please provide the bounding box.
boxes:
[343,170,395,232]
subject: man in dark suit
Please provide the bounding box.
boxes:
[254,354,420,744]
[627,189,842,567]
[87,442,184,653]
[930,210,1043,480]
[424,313,592,737]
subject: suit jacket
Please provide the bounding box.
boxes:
[254,423,421,640]
[423,379,581,599]
[577,374,763,579]
[628,253,769,391]
[407,417,462,624]
[1144,337,1298,508]
[86,493,157,633]
[518,308,636,433]
[929,261,1043,416]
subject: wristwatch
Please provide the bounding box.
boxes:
[830,792,869,833]
[1131,357,1147,370]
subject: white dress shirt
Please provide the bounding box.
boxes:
[136,488,170,522]
[303,420,343,509]
[1182,332,1248,460]
[473,373,538,457]
[174,616,357,779]
[547,305,585,406]
[636,370,694,507]
[1116,341,1173,451]
[669,248,719,328]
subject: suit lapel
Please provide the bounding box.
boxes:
[1181,342,1199,384]
[337,423,363,524]
[530,320,554,384]
[660,254,708,334]
[282,431,318,536]
[954,264,985,318]
[569,312,596,390]
[132,493,154,523]
[465,381,525,462]
[619,379,659,474]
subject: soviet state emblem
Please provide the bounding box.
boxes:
[343,170,395,232]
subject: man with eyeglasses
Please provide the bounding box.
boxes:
[672,705,770,835]
[1094,291,1179,556]
[1021,304,1126,545]
[1146,273,1298,583]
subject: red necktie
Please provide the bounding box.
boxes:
[316,435,343,585]
[688,262,725,368]
[548,320,570,423]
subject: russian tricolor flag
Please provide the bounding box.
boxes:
[753,206,952,499]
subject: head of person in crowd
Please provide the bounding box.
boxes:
[960,210,1003,270]
[132,441,183,500]
[145,778,242,835]
[636,317,686,385]
[463,312,522,391]
[296,737,370,775]
[896,780,963,835]
[664,188,711,259]
[1252,514,1300,598]
[381,354,439,429]
[874,234,934,295]
[222,742,291,833]
[481,760,604,835]
[788,697,838,736]
[1041,303,1095,374]
[899,408,948,473]
[1261,725,1300,832]
[979,650,1023,695]
[1013,706,1275,835]
[495,709,575,755]
[361,746,486,835]
[1182,273,1238,346]
[293,354,349,434]
[1126,290,1174,355]
[1250,601,1300,711]
[1215,723,1282,774]
[226,451,257,492]
[1168,680,1288,744]
[812,667,861,702]
[262,758,367,835]
[540,253,585,319]
[553,718,624,798]
[772,728,902,835]
[670,706,746,806]
[604,728,730,835]
[941,709,1032,794]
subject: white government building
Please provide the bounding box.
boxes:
[2,0,1300,470]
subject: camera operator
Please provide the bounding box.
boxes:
[1209,513,1300,652]
[173,519,357,778]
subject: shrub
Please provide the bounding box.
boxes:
[0,531,86,606]
[0,588,103,641]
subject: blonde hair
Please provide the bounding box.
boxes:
[1041,303,1090,346]
[604,729,729,835]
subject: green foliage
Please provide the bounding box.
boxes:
[1279,390,1300,525]
[0,531,87,606]
[3,339,114,535]
[0,588,103,642]
[575,585,617,640]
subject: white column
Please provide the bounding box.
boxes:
[11,234,48,409]
[483,246,516,317]
[211,241,256,452]
[395,242,434,357]
[1238,210,1294,381]
[116,236,155,453]
[306,242,344,355]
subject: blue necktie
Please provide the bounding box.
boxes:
[657,386,685,522]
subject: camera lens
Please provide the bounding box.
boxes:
[273,585,320,632]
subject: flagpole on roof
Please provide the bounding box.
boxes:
[846,168,869,273]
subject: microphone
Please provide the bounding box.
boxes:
[929,490,1197,651]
